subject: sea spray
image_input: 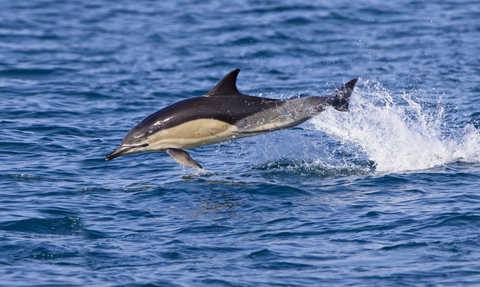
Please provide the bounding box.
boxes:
[311,80,480,173]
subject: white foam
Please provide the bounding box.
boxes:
[311,80,480,173]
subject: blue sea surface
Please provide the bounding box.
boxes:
[1,0,480,286]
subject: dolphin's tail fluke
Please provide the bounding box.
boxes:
[330,78,358,112]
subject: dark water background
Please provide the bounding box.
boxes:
[1,0,480,286]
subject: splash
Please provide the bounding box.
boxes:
[311,80,480,173]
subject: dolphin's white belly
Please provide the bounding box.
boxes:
[146,118,240,150]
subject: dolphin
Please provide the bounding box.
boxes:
[105,69,357,169]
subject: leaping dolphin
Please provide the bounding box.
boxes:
[106,69,357,169]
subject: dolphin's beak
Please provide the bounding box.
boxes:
[105,143,149,161]
[105,146,132,161]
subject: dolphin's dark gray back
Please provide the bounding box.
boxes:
[122,95,283,145]
[119,69,357,147]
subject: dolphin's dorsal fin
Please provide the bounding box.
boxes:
[205,69,246,97]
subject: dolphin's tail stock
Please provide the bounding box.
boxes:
[329,78,358,112]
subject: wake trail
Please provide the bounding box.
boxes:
[312,80,480,173]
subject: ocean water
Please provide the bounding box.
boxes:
[1,0,480,286]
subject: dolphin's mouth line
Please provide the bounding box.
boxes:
[105,143,149,161]
[122,143,149,148]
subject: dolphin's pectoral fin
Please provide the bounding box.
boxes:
[166,148,203,169]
